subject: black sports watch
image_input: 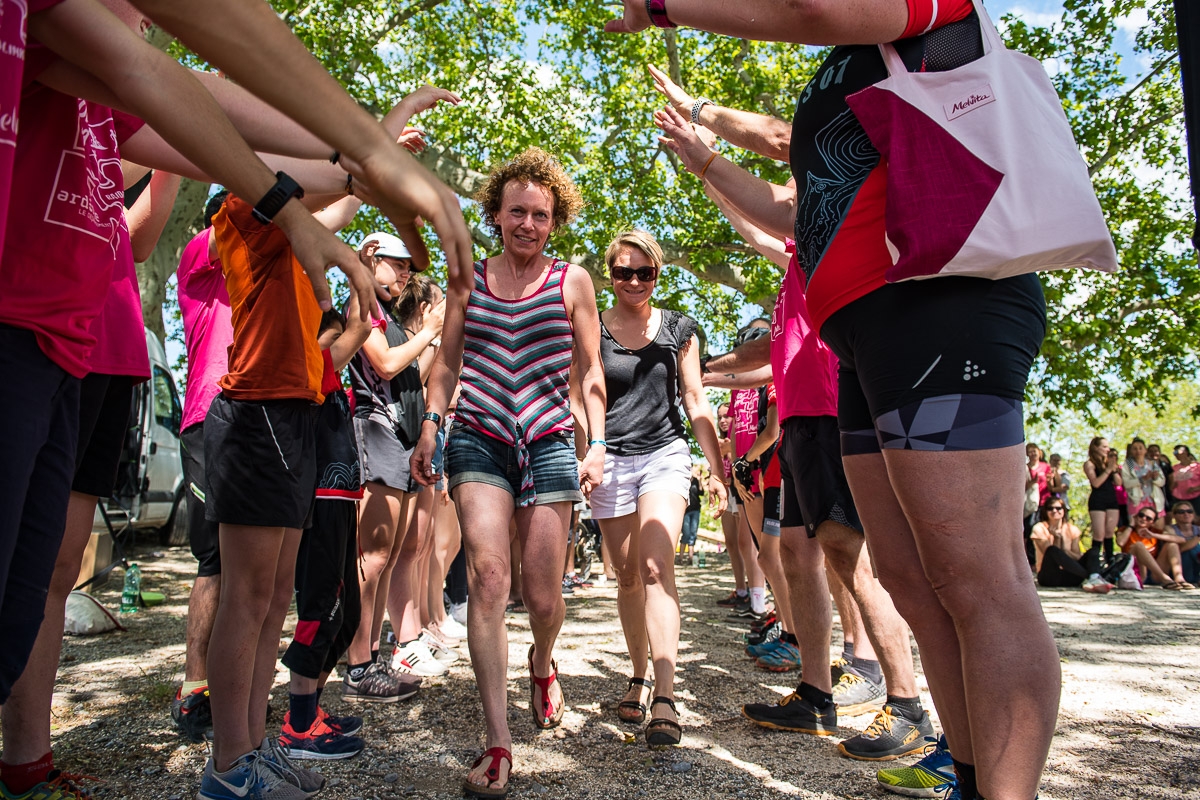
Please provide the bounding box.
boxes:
[421,411,442,426]
[251,172,305,225]
[700,354,713,374]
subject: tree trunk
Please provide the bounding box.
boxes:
[137,179,210,341]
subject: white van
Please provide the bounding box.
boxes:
[90,328,187,547]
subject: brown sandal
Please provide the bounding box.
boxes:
[463,747,511,799]
[617,677,653,724]
[645,696,683,746]
[528,644,565,729]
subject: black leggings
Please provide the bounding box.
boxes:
[1037,546,1100,588]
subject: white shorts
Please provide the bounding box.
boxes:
[590,439,692,519]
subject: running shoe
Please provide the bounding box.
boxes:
[561,577,575,596]
[440,615,468,640]
[838,705,935,761]
[449,600,468,625]
[197,751,308,800]
[316,706,362,737]
[755,641,801,672]
[390,640,449,677]
[278,715,365,761]
[745,637,785,659]
[749,611,779,634]
[258,736,325,795]
[418,630,461,665]
[170,685,212,743]
[744,619,781,646]
[832,671,887,716]
[741,692,837,735]
[1081,574,1113,594]
[716,590,745,606]
[342,661,421,703]
[0,770,97,799]
[876,734,956,797]
[830,656,850,684]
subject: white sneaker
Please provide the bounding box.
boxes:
[390,640,449,676]
[449,601,468,625]
[418,629,461,665]
[1081,574,1113,594]
[439,615,468,640]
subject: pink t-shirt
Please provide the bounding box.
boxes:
[1030,461,1052,507]
[87,246,150,379]
[178,228,233,431]
[1173,462,1200,501]
[730,388,759,459]
[0,64,144,377]
[0,0,65,259]
[771,241,838,420]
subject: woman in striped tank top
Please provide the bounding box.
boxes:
[411,148,606,799]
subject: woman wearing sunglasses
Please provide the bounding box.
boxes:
[590,230,727,745]
[1029,503,1112,593]
[1118,508,1194,590]
[1166,501,1200,586]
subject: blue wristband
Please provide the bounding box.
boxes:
[588,439,607,448]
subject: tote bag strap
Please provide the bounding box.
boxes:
[877,0,1004,76]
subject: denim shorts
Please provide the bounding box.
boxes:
[445,422,582,506]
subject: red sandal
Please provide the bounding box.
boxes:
[528,643,565,729]
[463,746,512,799]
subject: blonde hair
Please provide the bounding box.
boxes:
[475,147,584,237]
[604,230,664,271]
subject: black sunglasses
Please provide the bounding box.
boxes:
[1176,509,1194,514]
[1046,506,1065,511]
[611,266,658,282]
[1137,514,1157,521]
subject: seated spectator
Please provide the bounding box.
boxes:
[1166,501,1200,585]
[1118,508,1193,590]
[1030,502,1111,593]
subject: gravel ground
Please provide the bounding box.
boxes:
[10,542,1200,800]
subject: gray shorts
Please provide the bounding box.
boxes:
[354,416,416,492]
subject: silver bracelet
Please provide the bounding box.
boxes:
[691,98,713,126]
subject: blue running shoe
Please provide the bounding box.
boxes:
[875,734,956,797]
[197,751,308,800]
[745,638,784,659]
[755,641,801,672]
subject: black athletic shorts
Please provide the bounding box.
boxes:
[820,274,1045,454]
[181,423,221,577]
[283,500,361,678]
[203,396,318,529]
[777,416,863,538]
[73,373,135,498]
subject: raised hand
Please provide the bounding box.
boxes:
[274,201,382,320]
[604,0,651,33]
[648,64,693,116]
[653,105,714,175]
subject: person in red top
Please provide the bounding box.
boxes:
[616,1,1059,797]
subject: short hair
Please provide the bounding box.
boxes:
[474,147,584,237]
[204,189,229,229]
[318,307,345,336]
[604,230,664,270]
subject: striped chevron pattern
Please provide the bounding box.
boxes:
[455,258,573,503]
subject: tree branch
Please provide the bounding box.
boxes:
[1089,107,1184,176]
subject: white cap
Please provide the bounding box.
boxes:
[361,231,411,260]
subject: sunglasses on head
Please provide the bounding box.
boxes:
[611,265,658,282]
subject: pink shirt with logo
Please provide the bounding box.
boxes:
[771,240,838,420]
[730,388,759,460]
[0,0,65,259]
[0,60,144,378]
[178,228,234,431]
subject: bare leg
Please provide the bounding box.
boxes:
[599,513,650,707]
[208,523,288,770]
[847,445,1059,800]
[829,564,871,659]
[635,492,686,728]
[817,522,918,697]
[454,485,516,790]
[0,492,97,765]
[1130,542,1173,585]
[721,506,746,592]
[184,575,221,683]
[348,482,406,664]
[756,533,794,632]
[516,501,572,720]
[737,501,765,597]
[778,526,833,693]
[1156,542,1185,583]
[388,486,435,639]
[427,491,461,630]
[247,529,301,745]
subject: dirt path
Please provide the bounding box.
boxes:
[13,543,1200,799]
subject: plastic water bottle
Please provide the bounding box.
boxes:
[119,563,141,614]
[697,550,707,568]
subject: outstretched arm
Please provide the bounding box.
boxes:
[125,170,181,263]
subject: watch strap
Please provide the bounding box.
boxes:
[645,0,677,28]
[251,172,305,225]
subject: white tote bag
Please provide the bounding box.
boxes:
[845,0,1118,282]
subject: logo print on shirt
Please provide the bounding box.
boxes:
[963,360,986,381]
[43,99,127,255]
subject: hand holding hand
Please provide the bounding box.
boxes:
[654,105,714,175]
[579,447,605,498]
